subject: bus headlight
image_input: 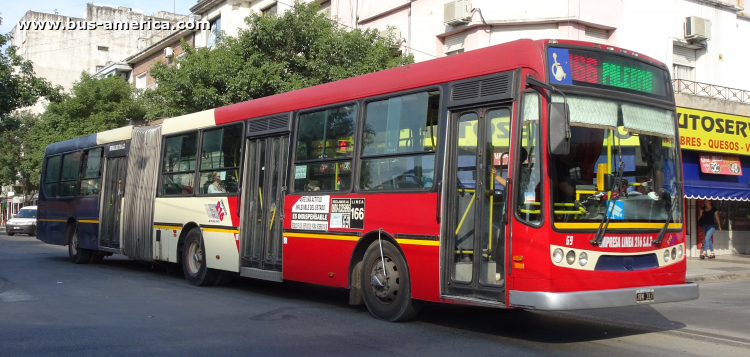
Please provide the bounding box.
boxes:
[663,250,670,262]
[579,252,588,266]
[677,245,684,260]
[553,248,564,263]
[671,248,677,260]
[566,250,576,265]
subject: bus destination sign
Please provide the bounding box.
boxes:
[547,47,670,100]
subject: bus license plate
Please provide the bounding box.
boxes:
[636,289,654,303]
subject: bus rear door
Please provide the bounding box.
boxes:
[100,142,129,250]
[239,135,289,281]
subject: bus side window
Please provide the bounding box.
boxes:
[515,92,543,225]
[43,155,62,198]
[293,104,357,192]
[198,124,243,195]
[59,151,82,197]
[358,91,440,191]
[79,148,103,196]
[161,132,198,196]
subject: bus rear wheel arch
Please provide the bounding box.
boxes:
[360,239,421,322]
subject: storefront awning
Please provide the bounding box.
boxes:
[682,151,750,201]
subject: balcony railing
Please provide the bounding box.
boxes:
[673,79,750,104]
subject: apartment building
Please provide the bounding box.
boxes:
[10,3,186,93]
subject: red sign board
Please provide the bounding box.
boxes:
[699,154,742,176]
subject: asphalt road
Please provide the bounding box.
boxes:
[1,230,748,356]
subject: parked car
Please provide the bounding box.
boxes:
[5,206,37,236]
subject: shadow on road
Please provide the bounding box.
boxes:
[50,255,687,344]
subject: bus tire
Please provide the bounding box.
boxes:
[68,224,92,264]
[182,228,219,286]
[361,240,421,322]
[7,233,14,236]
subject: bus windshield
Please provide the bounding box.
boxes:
[550,94,682,227]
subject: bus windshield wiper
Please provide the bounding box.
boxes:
[591,160,625,246]
[653,182,681,245]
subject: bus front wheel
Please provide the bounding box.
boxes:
[68,224,92,264]
[182,228,219,286]
[361,240,420,322]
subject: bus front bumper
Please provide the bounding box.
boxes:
[509,283,699,310]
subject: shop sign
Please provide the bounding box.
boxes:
[677,107,750,155]
[699,154,743,176]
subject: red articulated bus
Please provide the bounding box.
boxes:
[38,39,697,321]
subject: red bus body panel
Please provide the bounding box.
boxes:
[210,38,682,307]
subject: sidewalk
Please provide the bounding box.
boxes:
[686,254,750,284]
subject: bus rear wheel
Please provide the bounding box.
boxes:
[361,240,420,322]
[68,224,92,264]
[182,228,219,286]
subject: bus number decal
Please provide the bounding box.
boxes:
[565,236,574,246]
[330,198,365,229]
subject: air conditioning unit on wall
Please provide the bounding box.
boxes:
[164,47,174,58]
[444,0,472,26]
[685,16,711,41]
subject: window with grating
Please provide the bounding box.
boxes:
[584,26,608,44]
[248,113,290,135]
[452,75,509,102]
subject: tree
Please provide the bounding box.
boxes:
[140,1,412,120]
[0,19,59,200]
[0,34,57,121]
[0,111,41,201]
[0,73,144,200]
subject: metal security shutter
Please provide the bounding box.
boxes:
[673,45,696,67]
[585,26,608,44]
[444,33,467,54]
[490,23,559,46]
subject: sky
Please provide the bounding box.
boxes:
[1,1,197,36]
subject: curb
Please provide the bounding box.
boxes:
[688,271,750,284]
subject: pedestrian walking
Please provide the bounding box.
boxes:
[698,200,721,259]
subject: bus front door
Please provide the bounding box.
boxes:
[100,156,127,249]
[239,136,289,281]
[444,107,511,302]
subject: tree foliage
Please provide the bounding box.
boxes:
[141,1,413,120]
[0,73,143,191]
[0,34,58,120]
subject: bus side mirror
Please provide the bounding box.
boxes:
[548,102,570,156]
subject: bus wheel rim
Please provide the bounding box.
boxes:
[188,241,202,275]
[71,232,79,255]
[370,256,400,304]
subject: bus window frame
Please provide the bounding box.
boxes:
[513,89,545,229]
[289,101,359,195]
[354,86,442,194]
[78,146,104,197]
[42,154,63,199]
[196,122,245,197]
[58,150,84,198]
[158,129,201,198]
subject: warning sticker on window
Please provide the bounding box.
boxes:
[329,198,365,229]
[291,195,330,231]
